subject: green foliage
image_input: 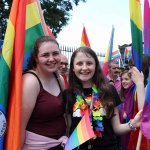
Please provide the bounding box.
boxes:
[0,0,86,38]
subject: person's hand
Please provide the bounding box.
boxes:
[130,67,144,86]
[131,109,143,128]
[123,112,127,120]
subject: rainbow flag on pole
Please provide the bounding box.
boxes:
[141,69,150,140]
[80,26,91,48]
[102,26,115,75]
[65,110,95,150]
[112,50,121,60]
[124,47,131,60]
[0,0,46,149]
[0,0,26,149]
[144,0,150,55]
[129,0,143,71]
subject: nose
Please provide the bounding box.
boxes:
[48,55,55,61]
[82,63,88,70]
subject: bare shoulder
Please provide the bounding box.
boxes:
[22,72,40,93]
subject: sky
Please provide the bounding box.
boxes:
[57,0,145,54]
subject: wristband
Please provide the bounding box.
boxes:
[128,120,137,131]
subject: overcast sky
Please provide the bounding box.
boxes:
[57,0,145,54]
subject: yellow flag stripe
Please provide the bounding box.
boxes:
[26,2,41,30]
[129,0,142,30]
[2,20,15,69]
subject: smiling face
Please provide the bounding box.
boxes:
[121,72,133,89]
[36,41,61,74]
[73,52,96,87]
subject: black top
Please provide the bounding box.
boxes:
[63,85,121,150]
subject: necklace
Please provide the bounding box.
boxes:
[73,84,106,138]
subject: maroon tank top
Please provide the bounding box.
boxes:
[26,72,66,139]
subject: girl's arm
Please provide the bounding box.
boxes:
[111,107,142,135]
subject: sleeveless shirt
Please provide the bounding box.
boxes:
[26,72,66,139]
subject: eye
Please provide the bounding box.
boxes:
[52,51,60,56]
[87,61,93,65]
[76,62,83,66]
[41,53,49,57]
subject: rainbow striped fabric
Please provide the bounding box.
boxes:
[80,26,91,48]
[0,0,45,149]
[141,70,150,140]
[23,0,44,70]
[102,26,115,75]
[124,48,131,60]
[144,0,150,55]
[112,50,121,60]
[0,0,26,149]
[129,0,143,71]
[65,110,95,150]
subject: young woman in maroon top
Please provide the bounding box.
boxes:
[21,36,67,150]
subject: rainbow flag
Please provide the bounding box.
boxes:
[144,0,150,55]
[0,0,45,149]
[112,50,121,60]
[124,47,131,60]
[102,26,115,75]
[129,0,143,71]
[0,0,26,149]
[141,69,150,140]
[23,0,45,70]
[47,25,55,39]
[65,110,95,150]
[80,26,91,48]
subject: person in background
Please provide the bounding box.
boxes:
[119,69,134,150]
[107,60,121,93]
[63,46,142,150]
[21,36,67,150]
[128,64,149,150]
[58,54,69,89]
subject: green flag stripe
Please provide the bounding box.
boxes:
[130,19,143,58]
[0,57,10,109]
[25,23,44,53]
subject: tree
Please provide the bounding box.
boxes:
[0,0,86,38]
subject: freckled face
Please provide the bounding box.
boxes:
[36,41,61,73]
[121,72,133,89]
[73,52,96,86]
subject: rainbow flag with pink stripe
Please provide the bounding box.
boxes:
[141,69,150,140]
[102,26,115,75]
[65,110,95,150]
[144,0,150,55]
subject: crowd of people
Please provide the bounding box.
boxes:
[21,35,150,150]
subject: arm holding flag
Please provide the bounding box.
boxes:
[130,66,145,110]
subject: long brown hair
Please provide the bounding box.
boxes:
[68,46,115,118]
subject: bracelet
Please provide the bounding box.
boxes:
[128,120,137,131]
